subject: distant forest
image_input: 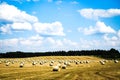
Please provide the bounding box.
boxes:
[0,48,120,59]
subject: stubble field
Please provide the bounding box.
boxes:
[0,56,120,80]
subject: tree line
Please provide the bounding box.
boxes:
[0,48,120,59]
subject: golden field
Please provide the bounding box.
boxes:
[0,56,120,80]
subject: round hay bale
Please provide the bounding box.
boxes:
[40,62,43,65]
[51,61,54,63]
[6,62,10,66]
[19,63,24,68]
[49,63,54,66]
[53,66,60,71]
[62,65,66,69]
[75,62,79,65]
[100,61,105,65]
[0,61,2,64]
[86,60,89,64]
[79,61,82,64]
[64,62,68,65]
[114,60,119,63]
[32,61,37,65]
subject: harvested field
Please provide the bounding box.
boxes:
[0,56,120,80]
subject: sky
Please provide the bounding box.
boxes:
[0,0,120,53]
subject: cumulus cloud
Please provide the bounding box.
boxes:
[0,22,32,34]
[0,24,11,34]
[78,8,120,20]
[0,38,19,47]
[0,3,38,33]
[0,35,44,52]
[79,38,101,49]
[103,34,120,47]
[1,34,120,52]
[0,3,38,23]
[19,35,43,46]
[33,21,65,36]
[11,22,32,30]
[117,30,120,38]
[63,38,78,47]
[0,3,65,36]
[0,35,80,52]
[83,21,116,35]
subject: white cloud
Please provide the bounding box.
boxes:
[0,36,80,52]
[79,39,100,49]
[0,36,43,52]
[1,34,120,52]
[20,35,43,46]
[45,37,63,47]
[0,3,38,23]
[0,3,65,36]
[103,34,118,42]
[96,21,116,33]
[78,8,120,20]
[117,30,120,38]
[0,24,11,34]
[103,34,120,47]
[43,38,79,51]
[20,39,32,46]
[34,21,65,36]
[0,22,32,34]
[1,38,19,47]
[83,21,116,35]
[29,34,43,40]
[11,22,32,30]
[63,38,78,47]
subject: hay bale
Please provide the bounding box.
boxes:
[0,61,2,64]
[32,61,37,65]
[114,60,119,63]
[64,62,68,65]
[19,63,24,68]
[62,65,66,69]
[49,63,54,66]
[75,62,79,65]
[51,61,54,63]
[86,60,89,64]
[40,62,43,65]
[79,61,83,64]
[100,61,105,65]
[6,62,10,66]
[53,66,60,71]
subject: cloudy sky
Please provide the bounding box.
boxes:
[0,0,120,53]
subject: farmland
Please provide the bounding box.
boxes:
[0,56,120,80]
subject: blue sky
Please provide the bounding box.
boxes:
[0,0,120,53]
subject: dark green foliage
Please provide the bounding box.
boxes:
[0,48,120,59]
